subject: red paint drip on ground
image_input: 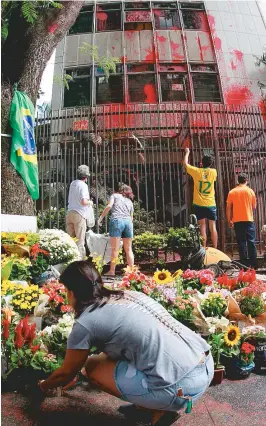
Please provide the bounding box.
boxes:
[144,84,157,103]
[233,49,243,61]
[48,23,58,34]
[214,37,222,50]
[230,60,237,70]
[225,85,253,105]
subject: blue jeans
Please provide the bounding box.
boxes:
[114,354,214,411]
[234,221,257,268]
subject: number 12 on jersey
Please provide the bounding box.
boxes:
[199,181,211,194]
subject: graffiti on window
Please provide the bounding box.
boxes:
[128,74,157,103]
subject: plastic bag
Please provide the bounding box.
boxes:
[86,205,95,228]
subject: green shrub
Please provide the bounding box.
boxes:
[133,232,166,260]
[166,227,195,248]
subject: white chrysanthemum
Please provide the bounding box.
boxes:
[39,229,80,265]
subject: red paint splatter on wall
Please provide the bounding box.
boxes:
[144,84,157,103]
[214,37,222,50]
[145,48,156,62]
[230,60,237,70]
[225,85,253,105]
[207,14,215,32]
[48,23,58,34]
[233,50,243,61]
[170,40,184,61]
[157,35,167,43]
[96,12,108,21]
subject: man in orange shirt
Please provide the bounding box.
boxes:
[226,173,257,268]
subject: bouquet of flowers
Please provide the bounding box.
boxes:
[2,254,32,282]
[200,293,227,318]
[239,342,256,365]
[167,296,197,326]
[228,282,266,325]
[42,279,72,315]
[40,314,74,360]
[11,284,42,315]
[182,269,214,293]
[39,229,80,265]
[119,267,156,295]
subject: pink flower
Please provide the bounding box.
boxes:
[179,304,185,311]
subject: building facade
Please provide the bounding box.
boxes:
[51,0,266,110]
[38,0,266,254]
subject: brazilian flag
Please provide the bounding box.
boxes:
[9,89,39,200]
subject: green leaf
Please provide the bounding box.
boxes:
[1,260,13,280]
[21,1,38,24]
[1,22,8,40]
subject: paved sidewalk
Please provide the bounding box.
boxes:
[2,374,266,426]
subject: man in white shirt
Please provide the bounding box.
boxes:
[66,165,92,259]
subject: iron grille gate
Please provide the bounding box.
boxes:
[36,103,266,257]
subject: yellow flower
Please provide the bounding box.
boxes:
[20,302,27,309]
[14,234,28,245]
[32,293,38,298]
[26,296,32,301]
[31,302,37,307]
[173,269,183,278]
[153,269,173,285]
[1,232,7,238]
[224,325,241,347]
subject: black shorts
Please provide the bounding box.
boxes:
[194,205,217,221]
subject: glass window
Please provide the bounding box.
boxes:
[127,64,155,72]
[192,74,221,102]
[96,4,122,31]
[159,64,187,72]
[128,74,157,103]
[64,68,91,107]
[125,2,150,9]
[125,10,151,22]
[69,6,94,34]
[96,75,124,104]
[160,73,188,102]
[182,10,208,30]
[190,64,216,72]
[180,2,205,10]
[152,2,177,8]
[153,9,181,29]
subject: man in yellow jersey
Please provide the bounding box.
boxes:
[226,173,257,268]
[183,148,218,248]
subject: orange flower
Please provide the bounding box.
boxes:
[2,307,15,323]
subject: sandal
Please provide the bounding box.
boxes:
[152,412,181,426]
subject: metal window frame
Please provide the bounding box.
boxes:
[191,72,222,104]
[159,71,189,102]
[96,2,122,32]
[67,5,95,35]
[63,66,92,108]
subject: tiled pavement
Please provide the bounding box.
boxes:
[2,374,266,426]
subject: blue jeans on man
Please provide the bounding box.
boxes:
[234,221,257,268]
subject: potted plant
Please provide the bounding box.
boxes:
[200,294,227,319]
[235,342,256,377]
[241,325,266,374]
[182,269,214,293]
[207,332,225,385]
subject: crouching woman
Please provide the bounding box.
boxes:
[38,261,214,426]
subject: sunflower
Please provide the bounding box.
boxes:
[14,233,28,245]
[173,269,183,278]
[154,269,173,285]
[224,325,241,347]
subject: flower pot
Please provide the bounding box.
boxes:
[236,361,255,377]
[211,367,225,385]
[246,337,266,374]
[220,354,239,379]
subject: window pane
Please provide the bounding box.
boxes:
[97,10,121,31]
[127,64,154,72]
[153,10,181,29]
[190,64,216,72]
[180,2,205,10]
[182,10,208,30]
[125,2,150,9]
[64,77,91,107]
[160,74,188,101]
[128,75,157,103]
[152,2,177,8]
[96,75,124,104]
[192,74,221,102]
[97,3,121,11]
[69,12,93,34]
[125,10,151,22]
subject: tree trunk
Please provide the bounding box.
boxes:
[1,1,84,216]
